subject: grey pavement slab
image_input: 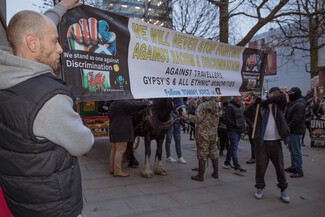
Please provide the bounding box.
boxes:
[80,132,325,217]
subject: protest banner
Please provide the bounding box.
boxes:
[310,116,325,147]
[58,5,267,101]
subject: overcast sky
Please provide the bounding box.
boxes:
[6,0,41,24]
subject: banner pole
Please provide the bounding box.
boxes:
[252,104,260,139]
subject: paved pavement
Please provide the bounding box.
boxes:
[80,132,325,217]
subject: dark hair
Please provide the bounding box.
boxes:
[288,87,301,96]
[269,87,281,94]
[222,101,229,107]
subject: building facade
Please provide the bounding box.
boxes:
[250,28,312,97]
[317,36,325,98]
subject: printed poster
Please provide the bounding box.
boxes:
[310,116,325,147]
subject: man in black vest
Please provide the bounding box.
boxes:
[0,1,94,217]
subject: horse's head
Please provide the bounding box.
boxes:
[151,98,174,122]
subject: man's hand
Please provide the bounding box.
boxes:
[260,100,268,108]
[59,0,82,10]
[254,97,262,105]
[67,18,116,55]
[254,97,268,108]
[283,136,290,146]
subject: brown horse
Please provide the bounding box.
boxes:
[130,98,185,178]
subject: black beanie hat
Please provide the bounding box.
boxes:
[269,87,281,94]
[288,87,302,102]
[288,87,302,96]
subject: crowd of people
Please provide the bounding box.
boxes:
[1,0,325,216]
[176,87,324,204]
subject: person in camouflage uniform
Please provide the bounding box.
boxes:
[178,97,221,181]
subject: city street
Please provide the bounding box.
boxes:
[80,132,325,217]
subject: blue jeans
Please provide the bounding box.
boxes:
[288,134,303,173]
[225,131,241,169]
[165,120,182,158]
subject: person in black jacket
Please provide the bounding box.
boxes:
[218,101,229,156]
[252,87,290,203]
[223,96,247,175]
[285,87,306,178]
[108,99,150,177]
[187,99,197,141]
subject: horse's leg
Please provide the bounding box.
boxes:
[127,142,139,168]
[141,135,153,178]
[154,134,167,176]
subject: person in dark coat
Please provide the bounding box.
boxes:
[108,99,150,177]
[218,101,229,156]
[187,99,197,141]
[285,87,306,178]
[252,87,290,203]
[223,96,247,175]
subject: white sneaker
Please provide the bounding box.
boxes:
[281,190,290,203]
[222,163,233,170]
[166,156,177,163]
[177,157,187,164]
[255,188,263,199]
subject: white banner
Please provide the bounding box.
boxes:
[128,19,244,98]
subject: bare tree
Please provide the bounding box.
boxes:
[206,0,290,45]
[172,0,219,39]
[40,1,291,46]
[270,0,325,77]
[37,0,54,12]
[169,0,291,45]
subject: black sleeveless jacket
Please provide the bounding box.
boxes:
[0,74,83,217]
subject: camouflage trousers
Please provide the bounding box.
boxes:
[196,139,218,161]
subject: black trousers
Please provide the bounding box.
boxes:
[255,140,288,191]
[218,128,229,152]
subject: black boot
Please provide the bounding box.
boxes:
[191,159,206,182]
[127,142,139,168]
[189,131,194,140]
[211,158,219,179]
[128,155,139,168]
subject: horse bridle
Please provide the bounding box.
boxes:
[144,107,173,130]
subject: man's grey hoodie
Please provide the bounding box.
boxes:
[0,4,94,156]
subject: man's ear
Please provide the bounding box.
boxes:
[25,33,40,53]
